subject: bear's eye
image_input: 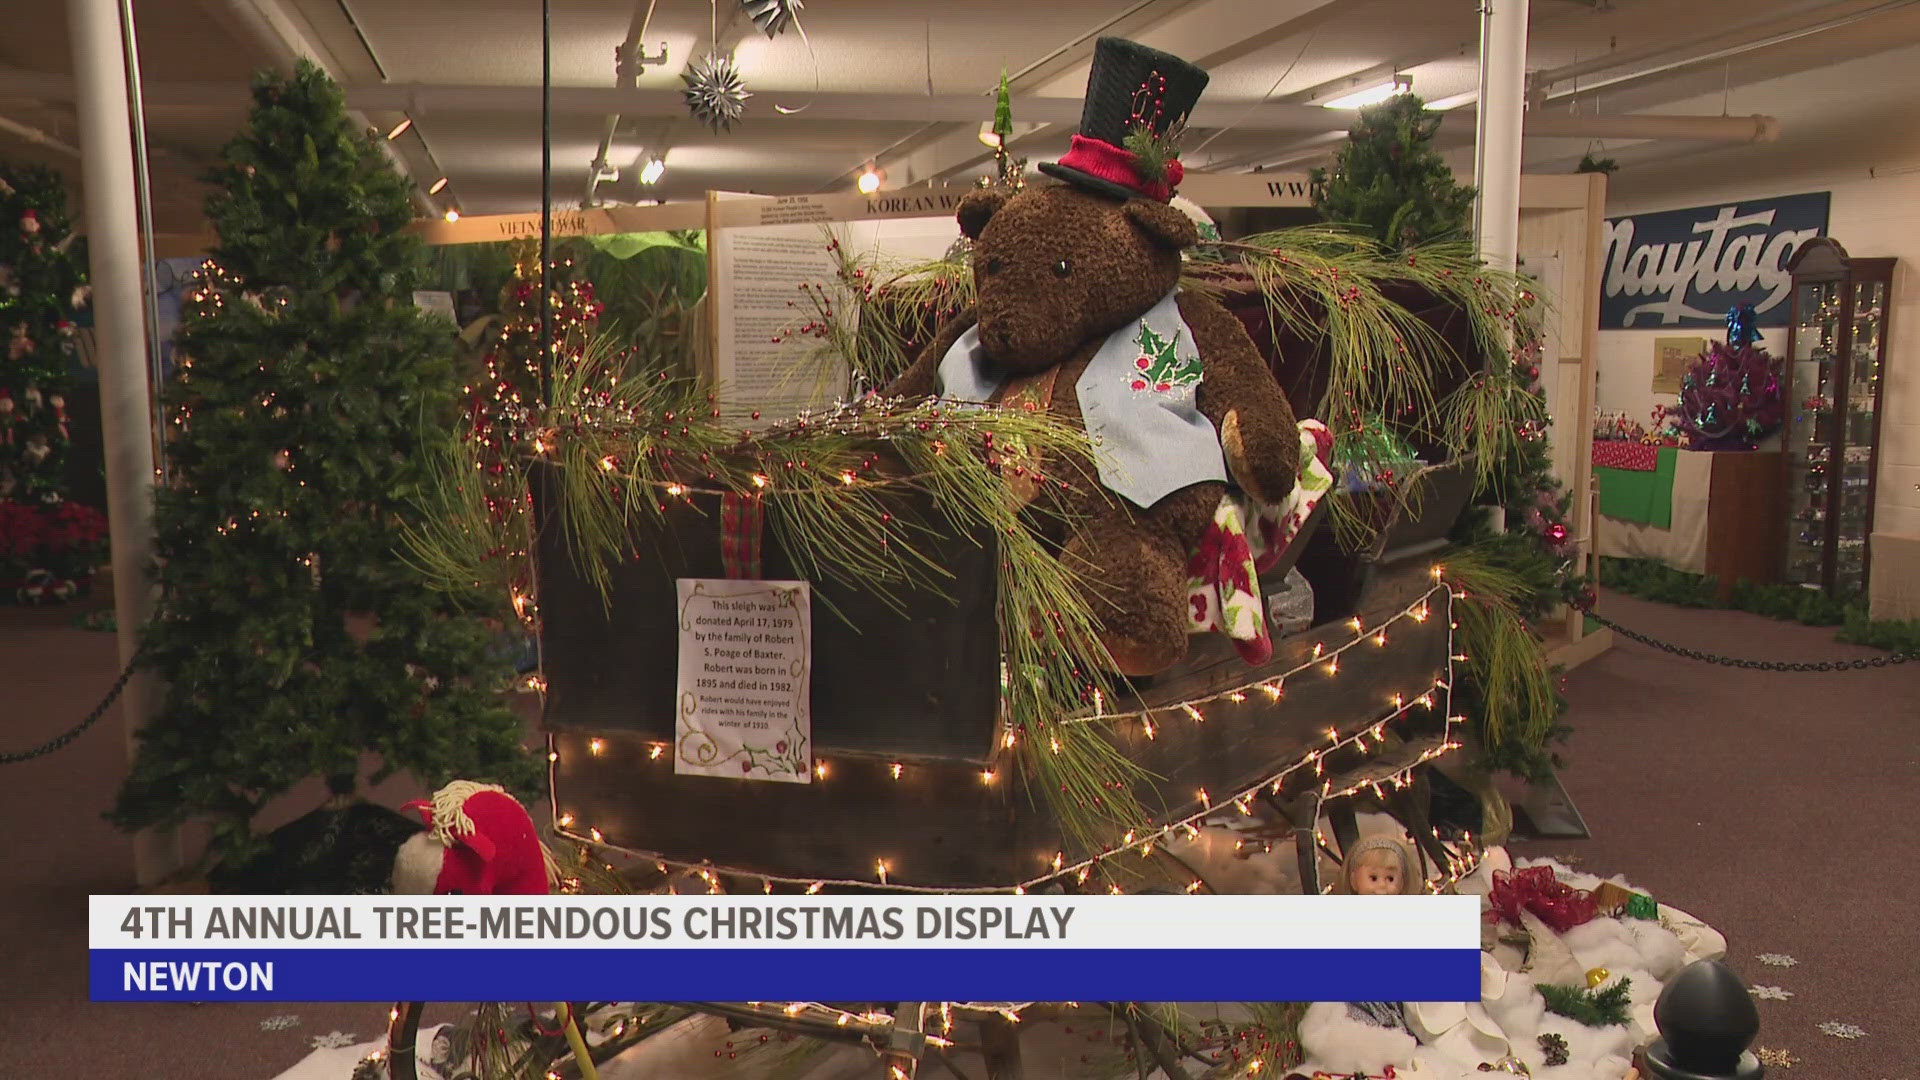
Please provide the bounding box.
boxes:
[1053,258,1072,278]
[983,255,1004,275]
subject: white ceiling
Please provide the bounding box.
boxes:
[5,0,1920,229]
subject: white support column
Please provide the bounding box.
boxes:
[68,0,178,884]
[1474,0,1530,275]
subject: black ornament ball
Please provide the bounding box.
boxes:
[1649,959,1761,1077]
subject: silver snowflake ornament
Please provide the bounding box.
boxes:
[1818,1021,1867,1040]
[1756,952,1799,967]
[683,52,751,132]
[310,1030,360,1050]
[741,0,801,37]
[260,1013,301,1031]
[1749,985,1794,1001]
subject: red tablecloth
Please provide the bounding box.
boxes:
[1592,440,1661,471]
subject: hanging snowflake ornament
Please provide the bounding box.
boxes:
[683,52,751,132]
[1817,1021,1867,1040]
[310,1031,360,1050]
[740,0,801,37]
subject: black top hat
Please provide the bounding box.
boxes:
[1039,37,1210,202]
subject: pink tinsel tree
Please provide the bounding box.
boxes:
[1667,340,1784,451]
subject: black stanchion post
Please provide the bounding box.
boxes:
[1638,959,1764,1080]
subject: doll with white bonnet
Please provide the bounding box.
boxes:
[1339,833,1421,895]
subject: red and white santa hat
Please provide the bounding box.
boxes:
[392,780,561,896]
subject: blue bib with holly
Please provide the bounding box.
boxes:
[935,289,1226,508]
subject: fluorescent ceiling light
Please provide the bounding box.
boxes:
[1321,76,1412,110]
[443,208,460,223]
[640,158,666,185]
[427,176,449,194]
[1426,91,1478,111]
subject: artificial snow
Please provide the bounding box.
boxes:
[265,850,1720,1080]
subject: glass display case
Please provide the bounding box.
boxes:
[1781,238,1894,595]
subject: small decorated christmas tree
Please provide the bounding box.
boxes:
[111,62,539,865]
[0,162,105,601]
[1310,93,1475,250]
[1668,340,1783,451]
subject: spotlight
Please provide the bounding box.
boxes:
[1321,75,1412,110]
[857,165,881,194]
[640,157,666,185]
[428,177,449,194]
[443,208,460,223]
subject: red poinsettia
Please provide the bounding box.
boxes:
[1186,519,1255,601]
[0,500,107,563]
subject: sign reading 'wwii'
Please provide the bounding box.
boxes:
[1600,192,1830,329]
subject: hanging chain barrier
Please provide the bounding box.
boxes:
[0,650,144,765]
[1584,608,1916,671]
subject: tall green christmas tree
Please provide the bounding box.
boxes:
[1310,93,1475,250]
[111,61,540,863]
[0,163,105,600]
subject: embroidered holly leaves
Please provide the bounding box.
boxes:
[1129,322,1202,395]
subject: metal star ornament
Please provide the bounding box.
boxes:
[740,0,801,37]
[683,52,751,132]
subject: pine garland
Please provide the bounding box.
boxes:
[1540,978,1633,1027]
[408,335,1152,852]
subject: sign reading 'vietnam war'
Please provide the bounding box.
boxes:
[1599,192,1830,329]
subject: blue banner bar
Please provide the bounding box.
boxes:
[94,948,1480,1003]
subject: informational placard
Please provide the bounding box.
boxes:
[412,290,457,325]
[706,209,857,426]
[675,579,812,783]
[1652,337,1706,393]
[704,194,962,426]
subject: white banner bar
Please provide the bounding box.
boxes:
[93,895,1477,951]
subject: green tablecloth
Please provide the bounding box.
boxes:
[1595,448,1678,528]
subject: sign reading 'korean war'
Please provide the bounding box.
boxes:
[1599,192,1830,329]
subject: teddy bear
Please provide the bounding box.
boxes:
[884,38,1300,677]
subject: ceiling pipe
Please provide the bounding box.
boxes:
[585,0,666,208]
[1518,112,1779,141]
[0,113,81,156]
[1530,0,1920,103]
[334,84,1344,130]
[1235,110,1779,173]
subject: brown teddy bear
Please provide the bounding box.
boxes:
[885,38,1301,677]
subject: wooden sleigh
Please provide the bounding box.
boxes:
[535,446,1483,894]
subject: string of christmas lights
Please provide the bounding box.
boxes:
[1059,577,1449,730]
[544,577,1470,895]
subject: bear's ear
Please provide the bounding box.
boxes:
[1123,199,1199,251]
[957,188,1013,240]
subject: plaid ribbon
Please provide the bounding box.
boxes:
[720,492,765,580]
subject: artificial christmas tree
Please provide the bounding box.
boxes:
[110,61,540,868]
[1309,93,1475,250]
[0,162,105,601]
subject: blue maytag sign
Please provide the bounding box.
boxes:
[1600,192,1830,329]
